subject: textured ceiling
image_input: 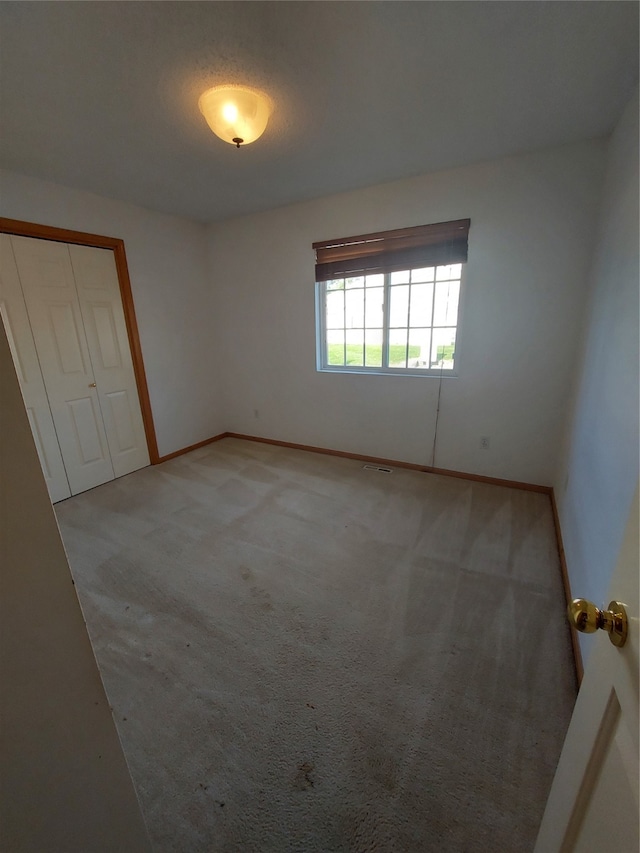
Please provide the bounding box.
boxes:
[1,1,638,223]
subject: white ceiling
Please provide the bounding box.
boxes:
[1,1,638,223]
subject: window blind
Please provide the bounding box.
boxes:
[313,218,470,281]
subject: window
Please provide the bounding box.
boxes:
[314,219,470,376]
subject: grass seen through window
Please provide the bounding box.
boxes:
[328,344,420,366]
[328,343,454,368]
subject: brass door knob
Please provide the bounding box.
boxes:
[567,599,628,648]
[88,382,96,388]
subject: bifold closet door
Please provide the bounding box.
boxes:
[68,244,149,479]
[4,234,150,499]
[0,235,71,502]
[10,236,116,495]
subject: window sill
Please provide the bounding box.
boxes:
[317,366,459,379]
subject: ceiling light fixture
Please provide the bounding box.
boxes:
[198,85,272,148]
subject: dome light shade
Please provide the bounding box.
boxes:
[198,85,272,147]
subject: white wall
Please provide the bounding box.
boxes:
[207,141,606,484]
[555,93,639,664]
[0,170,222,457]
[0,321,151,852]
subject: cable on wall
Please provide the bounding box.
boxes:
[430,360,445,468]
[429,276,452,469]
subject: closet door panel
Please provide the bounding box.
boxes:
[0,235,70,502]
[10,236,114,495]
[48,301,87,374]
[69,244,149,477]
[67,397,109,462]
[104,390,137,450]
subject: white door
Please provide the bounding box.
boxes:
[0,235,71,502]
[69,244,150,478]
[534,486,639,851]
[11,235,116,495]
[9,235,151,497]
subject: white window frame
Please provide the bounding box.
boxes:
[315,264,465,378]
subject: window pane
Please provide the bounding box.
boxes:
[408,329,431,368]
[436,263,462,281]
[345,329,364,366]
[345,288,364,328]
[409,282,433,327]
[365,329,383,367]
[411,266,435,283]
[365,286,384,328]
[433,280,460,326]
[326,330,345,365]
[431,328,456,370]
[345,276,364,289]
[366,273,384,288]
[326,290,344,329]
[390,269,410,284]
[389,284,410,327]
[388,328,408,367]
[444,280,460,325]
[326,278,345,291]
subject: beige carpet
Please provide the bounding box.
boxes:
[55,437,576,852]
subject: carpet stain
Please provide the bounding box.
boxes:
[293,762,315,790]
[240,565,274,611]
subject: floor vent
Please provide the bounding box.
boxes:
[362,464,393,474]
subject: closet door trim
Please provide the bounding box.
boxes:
[0,218,159,463]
